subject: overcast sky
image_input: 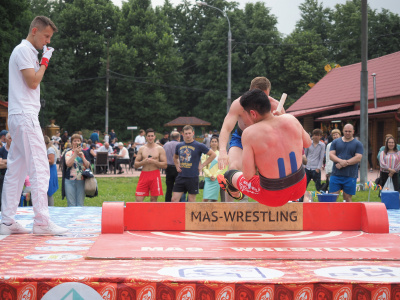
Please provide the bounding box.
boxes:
[110,0,400,35]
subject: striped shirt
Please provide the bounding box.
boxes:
[379,151,400,172]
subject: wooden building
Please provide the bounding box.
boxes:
[0,101,8,131]
[287,51,400,168]
[164,116,211,137]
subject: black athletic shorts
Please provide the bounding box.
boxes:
[172,176,199,195]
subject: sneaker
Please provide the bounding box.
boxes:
[0,222,31,235]
[217,174,244,201]
[33,221,69,235]
[369,168,373,172]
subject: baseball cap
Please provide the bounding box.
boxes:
[0,130,8,137]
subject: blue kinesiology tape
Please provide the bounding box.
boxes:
[278,158,286,178]
[289,151,297,173]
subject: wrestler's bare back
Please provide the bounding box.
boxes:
[137,144,165,172]
[241,114,311,179]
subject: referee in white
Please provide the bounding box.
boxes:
[0,16,68,235]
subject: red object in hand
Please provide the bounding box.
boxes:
[41,57,49,69]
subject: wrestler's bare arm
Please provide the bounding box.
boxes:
[268,96,286,114]
[218,99,241,169]
[302,126,312,149]
[134,147,145,168]
[241,131,256,180]
[152,146,168,169]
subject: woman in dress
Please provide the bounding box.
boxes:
[44,136,58,206]
[201,136,226,202]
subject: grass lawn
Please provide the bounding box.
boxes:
[53,177,382,207]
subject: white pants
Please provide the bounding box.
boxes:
[1,114,50,225]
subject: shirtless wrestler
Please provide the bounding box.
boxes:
[218,77,284,201]
[134,128,167,202]
[218,89,312,207]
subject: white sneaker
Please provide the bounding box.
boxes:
[33,221,69,235]
[0,222,31,235]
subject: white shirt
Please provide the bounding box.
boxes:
[97,145,113,154]
[325,142,333,174]
[135,135,146,151]
[119,147,129,159]
[9,40,41,115]
[51,135,61,150]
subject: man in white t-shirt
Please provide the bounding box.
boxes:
[0,16,68,235]
[135,129,146,151]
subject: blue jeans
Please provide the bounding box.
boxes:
[65,179,85,206]
[305,169,322,191]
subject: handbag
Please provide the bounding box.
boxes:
[199,177,205,189]
[82,168,98,197]
[85,177,98,197]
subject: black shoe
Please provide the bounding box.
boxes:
[217,174,244,200]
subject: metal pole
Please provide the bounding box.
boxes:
[105,40,109,135]
[227,25,232,113]
[360,0,368,187]
[372,73,377,109]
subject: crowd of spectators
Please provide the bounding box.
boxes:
[1,123,393,207]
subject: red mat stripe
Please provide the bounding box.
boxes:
[125,202,186,230]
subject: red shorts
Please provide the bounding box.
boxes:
[135,169,163,197]
[236,174,306,207]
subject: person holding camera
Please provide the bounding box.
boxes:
[64,134,90,206]
[134,128,167,202]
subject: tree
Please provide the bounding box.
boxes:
[279,29,329,106]
[108,0,184,136]
[368,8,400,59]
[0,0,31,100]
[237,2,282,98]
[329,0,368,66]
[296,0,333,43]
[46,0,118,132]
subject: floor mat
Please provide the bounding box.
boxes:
[86,230,400,260]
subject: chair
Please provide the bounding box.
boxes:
[94,152,109,174]
[116,158,130,174]
[128,148,136,173]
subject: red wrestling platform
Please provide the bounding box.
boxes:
[87,230,400,260]
[1,205,399,300]
[101,202,390,233]
[89,202,393,261]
